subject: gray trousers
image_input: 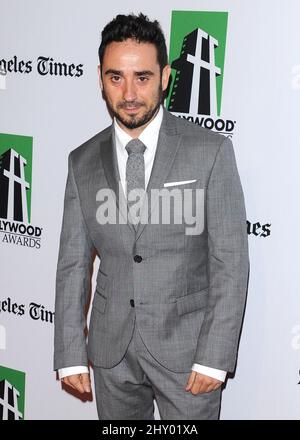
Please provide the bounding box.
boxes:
[93,321,222,420]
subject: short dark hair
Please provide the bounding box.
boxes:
[98,13,168,72]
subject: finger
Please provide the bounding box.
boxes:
[197,377,212,394]
[68,376,85,393]
[190,380,202,395]
[213,382,222,391]
[201,380,222,394]
[81,373,91,393]
[61,377,76,390]
[205,384,215,393]
[185,371,197,391]
[189,374,204,394]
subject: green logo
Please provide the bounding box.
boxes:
[167,11,228,117]
[0,365,26,420]
[0,133,33,223]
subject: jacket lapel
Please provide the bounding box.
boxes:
[100,129,136,235]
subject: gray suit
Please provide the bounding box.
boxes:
[54,107,249,418]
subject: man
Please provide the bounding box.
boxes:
[54,13,249,420]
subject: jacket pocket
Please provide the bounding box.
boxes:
[93,289,107,314]
[176,288,208,316]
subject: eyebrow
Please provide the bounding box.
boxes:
[104,69,155,76]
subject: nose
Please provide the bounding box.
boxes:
[123,78,137,102]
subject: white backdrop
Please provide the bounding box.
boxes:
[1,0,300,419]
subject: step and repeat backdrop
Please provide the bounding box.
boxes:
[1,0,299,419]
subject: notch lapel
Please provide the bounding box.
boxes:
[100,129,136,235]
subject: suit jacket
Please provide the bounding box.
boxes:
[54,107,249,373]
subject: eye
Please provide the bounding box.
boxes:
[111,75,121,83]
[138,76,148,82]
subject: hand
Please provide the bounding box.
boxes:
[185,371,222,395]
[61,373,91,394]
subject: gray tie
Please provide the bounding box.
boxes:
[125,139,146,228]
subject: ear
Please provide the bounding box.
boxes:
[161,64,171,92]
[98,65,103,91]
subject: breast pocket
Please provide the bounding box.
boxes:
[163,179,198,188]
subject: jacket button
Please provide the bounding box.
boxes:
[130,299,135,307]
[133,255,142,263]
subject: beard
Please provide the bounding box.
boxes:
[103,83,163,130]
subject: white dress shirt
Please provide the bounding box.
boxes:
[58,105,226,383]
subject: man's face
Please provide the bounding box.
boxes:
[99,39,171,132]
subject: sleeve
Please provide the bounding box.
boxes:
[53,152,95,371]
[193,136,250,372]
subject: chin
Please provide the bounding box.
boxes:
[121,114,145,128]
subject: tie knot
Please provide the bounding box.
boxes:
[125,139,146,156]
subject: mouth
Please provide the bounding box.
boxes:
[123,106,141,114]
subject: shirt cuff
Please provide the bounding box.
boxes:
[58,366,89,380]
[191,364,227,382]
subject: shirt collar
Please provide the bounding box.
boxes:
[113,105,163,153]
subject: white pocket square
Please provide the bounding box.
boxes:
[163,179,197,187]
